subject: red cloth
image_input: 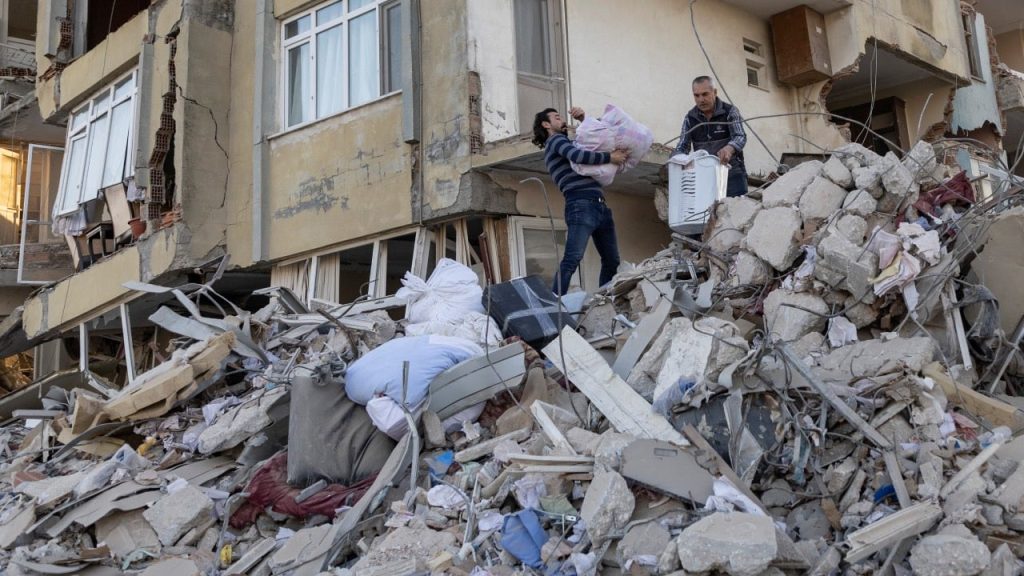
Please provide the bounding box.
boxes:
[914,171,975,217]
[230,452,376,528]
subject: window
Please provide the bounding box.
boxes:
[282,0,403,129]
[743,37,768,91]
[513,0,565,133]
[746,60,764,88]
[508,216,597,292]
[962,11,983,79]
[53,70,138,217]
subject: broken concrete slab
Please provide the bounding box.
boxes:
[798,176,848,224]
[644,316,748,402]
[618,521,671,569]
[763,289,829,343]
[709,196,763,253]
[142,484,215,546]
[879,151,920,211]
[566,427,601,455]
[15,470,88,508]
[224,537,276,575]
[0,505,34,549]
[761,160,823,208]
[992,461,1024,514]
[823,155,853,188]
[903,140,938,183]
[103,361,195,421]
[733,250,771,286]
[620,439,715,503]
[853,164,886,197]
[351,526,457,573]
[814,230,879,297]
[580,468,635,546]
[815,338,938,384]
[198,386,287,454]
[909,530,992,576]
[676,512,778,576]
[495,367,547,436]
[845,502,942,563]
[746,206,803,271]
[94,509,159,558]
[834,214,868,244]
[841,189,878,217]
[139,557,201,576]
[835,142,883,171]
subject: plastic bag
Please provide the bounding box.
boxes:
[345,335,482,407]
[571,104,654,185]
[366,395,425,440]
[396,259,485,325]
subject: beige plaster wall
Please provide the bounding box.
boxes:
[224,2,258,267]
[996,30,1024,72]
[264,96,413,261]
[829,75,956,144]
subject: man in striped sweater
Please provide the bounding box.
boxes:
[532,107,627,296]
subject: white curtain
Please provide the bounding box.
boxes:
[287,43,311,126]
[271,260,310,302]
[314,253,341,303]
[348,12,377,107]
[317,25,344,117]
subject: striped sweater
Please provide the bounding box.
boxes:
[543,133,611,201]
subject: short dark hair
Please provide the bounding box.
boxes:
[692,75,715,88]
[532,108,558,148]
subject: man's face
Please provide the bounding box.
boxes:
[543,111,568,135]
[693,81,717,114]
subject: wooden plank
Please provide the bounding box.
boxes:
[779,344,892,449]
[454,428,532,463]
[612,295,672,379]
[542,328,689,447]
[530,402,577,455]
[883,451,911,509]
[845,502,942,563]
[923,362,1024,432]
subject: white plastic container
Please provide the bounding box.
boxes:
[667,150,728,235]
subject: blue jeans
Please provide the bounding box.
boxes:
[553,198,620,295]
[727,170,749,197]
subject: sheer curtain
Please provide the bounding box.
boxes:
[287,43,311,126]
[349,12,378,106]
[317,25,344,117]
[314,253,341,303]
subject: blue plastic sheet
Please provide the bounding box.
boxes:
[501,509,548,569]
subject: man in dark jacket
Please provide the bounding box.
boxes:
[533,107,627,295]
[674,76,749,197]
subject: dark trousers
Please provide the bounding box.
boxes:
[727,170,749,197]
[553,198,620,295]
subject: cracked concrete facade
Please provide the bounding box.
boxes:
[14,0,1007,341]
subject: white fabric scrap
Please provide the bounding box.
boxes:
[426,484,466,510]
[827,316,858,348]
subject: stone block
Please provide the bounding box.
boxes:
[580,469,635,546]
[733,251,770,286]
[618,521,671,569]
[814,337,937,384]
[746,207,803,271]
[761,161,822,208]
[798,176,848,223]
[879,151,920,211]
[835,142,882,171]
[844,295,878,328]
[841,189,877,217]
[852,164,885,197]
[822,155,853,188]
[198,387,286,454]
[834,214,867,244]
[814,231,879,297]
[763,289,828,343]
[709,196,762,254]
[903,141,937,184]
[143,484,215,546]
[909,532,991,576]
[676,512,777,576]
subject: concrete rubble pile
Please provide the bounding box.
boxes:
[0,139,1023,575]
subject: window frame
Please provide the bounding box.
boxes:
[280,0,402,131]
[53,68,140,217]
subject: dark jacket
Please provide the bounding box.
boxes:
[674,98,747,174]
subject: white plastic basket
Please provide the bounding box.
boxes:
[667,151,728,235]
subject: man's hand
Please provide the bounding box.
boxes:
[569,107,585,122]
[717,145,735,164]
[610,149,629,166]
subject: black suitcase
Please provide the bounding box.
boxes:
[482,275,577,350]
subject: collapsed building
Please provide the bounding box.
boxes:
[1,0,1024,574]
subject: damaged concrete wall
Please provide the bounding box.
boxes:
[800,0,974,150]
[466,0,518,142]
[416,0,476,221]
[996,30,1024,72]
[829,76,955,143]
[21,226,183,339]
[35,9,149,118]
[264,98,413,261]
[951,12,1003,135]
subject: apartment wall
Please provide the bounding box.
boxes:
[829,75,956,143]
[995,30,1024,72]
[466,0,803,178]
[801,0,973,148]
